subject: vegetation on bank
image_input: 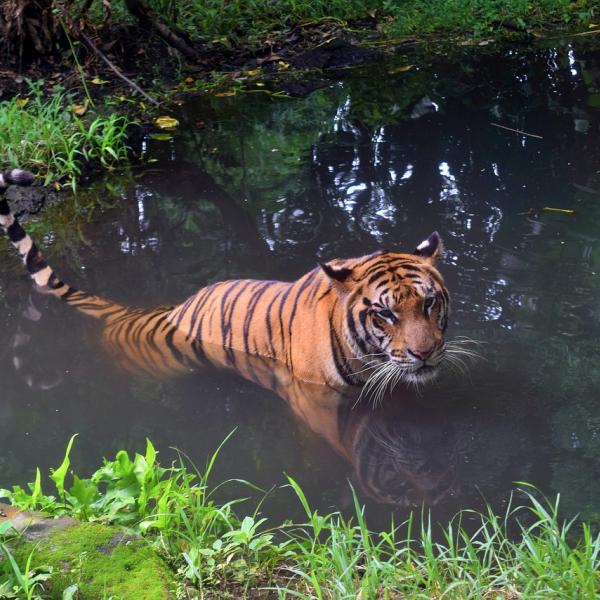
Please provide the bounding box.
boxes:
[0,436,599,599]
[1,1,598,191]
[0,82,132,191]
[112,0,600,41]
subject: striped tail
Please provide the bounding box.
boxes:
[0,169,67,292]
[0,169,127,320]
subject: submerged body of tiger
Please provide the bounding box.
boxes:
[0,169,450,390]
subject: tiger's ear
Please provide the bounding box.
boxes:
[413,231,443,261]
[319,261,354,292]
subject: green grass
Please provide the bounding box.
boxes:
[383,0,599,38]
[1,435,599,598]
[107,0,600,42]
[0,81,132,191]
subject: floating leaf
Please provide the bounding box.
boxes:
[15,98,29,108]
[91,77,109,85]
[542,206,575,215]
[154,116,179,129]
[149,133,174,141]
[71,99,90,116]
[388,64,414,74]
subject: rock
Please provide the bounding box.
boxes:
[4,184,59,218]
[1,520,175,599]
[290,39,380,71]
[0,502,78,541]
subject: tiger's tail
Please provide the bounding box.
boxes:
[0,169,126,320]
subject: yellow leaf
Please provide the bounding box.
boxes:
[71,99,90,116]
[542,206,575,215]
[150,133,174,141]
[388,64,414,74]
[214,91,236,97]
[15,98,29,108]
[277,61,290,69]
[245,69,260,76]
[154,116,179,129]
[53,181,62,191]
[184,76,194,83]
[255,82,265,87]
[91,77,109,85]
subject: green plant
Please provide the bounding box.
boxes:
[2,436,600,598]
[0,543,51,600]
[0,81,132,190]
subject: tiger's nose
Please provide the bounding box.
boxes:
[408,347,434,361]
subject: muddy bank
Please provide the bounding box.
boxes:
[0,18,385,104]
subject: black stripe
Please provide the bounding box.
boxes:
[329,312,356,386]
[362,260,387,278]
[347,308,369,355]
[174,294,199,330]
[287,269,319,367]
[265,287,285,356]
[25,245,48,274]
[6,222,26,243]
[367,269,388,286]
[314,287,332,304]
[277,284,294,360]
[222,280,255,348]
[399,263,423,273]
[218,281,243,346]
[186,285,217,339]
[164,328,186,365]
[242,281,273,353]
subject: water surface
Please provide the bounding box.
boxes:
[2,38,600,528]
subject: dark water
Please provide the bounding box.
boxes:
[2,38,600,529]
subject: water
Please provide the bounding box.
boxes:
[2,38,600,529]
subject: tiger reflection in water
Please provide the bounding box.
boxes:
[1,169,460,507]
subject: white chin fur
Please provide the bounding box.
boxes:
[404,367,439,384]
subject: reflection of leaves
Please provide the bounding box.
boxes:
[180,89,337,211]
[149,133,174,141]
[154,116,180,129]
[586,93,600,108]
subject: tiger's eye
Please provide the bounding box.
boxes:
[377,309,394,320]
[424,297,435,312]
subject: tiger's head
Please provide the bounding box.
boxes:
[320,232,448,386]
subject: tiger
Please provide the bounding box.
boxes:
[0,168,450,391]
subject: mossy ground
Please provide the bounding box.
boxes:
[4,522,174,599]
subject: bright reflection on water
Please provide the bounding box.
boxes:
[2,39,600,529]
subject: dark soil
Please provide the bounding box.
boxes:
[289,39,380,70]
[0,19,385,105]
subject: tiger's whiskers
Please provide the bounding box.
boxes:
[357,361,407,409]
[442,337,484,376]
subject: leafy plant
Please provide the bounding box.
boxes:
[2,436,600,597]
[0,544,51,600]
[0,81,132,190]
